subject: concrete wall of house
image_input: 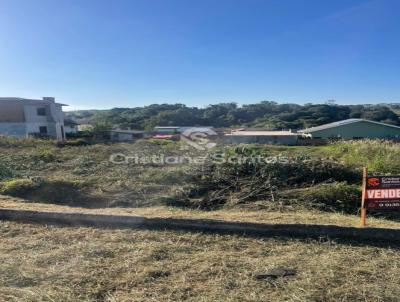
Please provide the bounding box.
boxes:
[0,102,25,122]
[25,122,57,137]
[224,135,298,145]
[24,104,50,123]
[307,121,400,139]
[0,123,27,137]
[23,103,65,140]
[23,104,55,137]
[50,103,65,140]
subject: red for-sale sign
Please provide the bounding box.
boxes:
[365,176,400,209]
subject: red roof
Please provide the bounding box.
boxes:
[153,134,174,139]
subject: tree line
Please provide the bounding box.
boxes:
[66,101,400,131]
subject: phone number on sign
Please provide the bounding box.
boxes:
[378,202,400,208]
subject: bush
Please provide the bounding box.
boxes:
[0,178,39,196]
[57,139,91,147]
[0,163,15,181]
[31,149,57,163]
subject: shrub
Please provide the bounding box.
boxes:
[32,148,58,163]
[57,139,91,147]
[0,178,39,196]
[0,163,15,181]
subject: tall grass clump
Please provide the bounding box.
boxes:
[283,182,361,213]
[0,178,39,196]
[0,163,16,181]
[327,140,400,173]
[0,136,53,148]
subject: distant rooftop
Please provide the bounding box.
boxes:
[226,130,299,136]
[109,129,146,134]
[154,126,214,129]
[154,126,181,129]
[300,119,400,133]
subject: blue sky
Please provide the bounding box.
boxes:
[0,0,399,110]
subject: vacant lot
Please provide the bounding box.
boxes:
[2,138,400,301]
[1,138,400,213]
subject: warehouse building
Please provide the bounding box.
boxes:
[299,119,400,140]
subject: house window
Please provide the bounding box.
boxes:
[39,126,48,134]
[37,108,46,116]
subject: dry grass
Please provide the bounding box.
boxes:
[3,196,400,301]
[2,194,400,229]
[1,220,400,302]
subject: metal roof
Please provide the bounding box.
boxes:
[154,126,181,129]
[226,130,299,136]
[154,126,214,129]
[109,129,145,134]
[299,119,400,133]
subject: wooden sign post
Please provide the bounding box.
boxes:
[360,167,367,227]
[360,167,400,227]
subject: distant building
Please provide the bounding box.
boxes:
[154,126,181,134]
[224,130,299,145]
[0,97,67,141]
[77,124,94,131]
[299,119,400,140]
[152,134,178,140]
[108,129,146,142]
[154,126,214,134]
[64,119,79,134]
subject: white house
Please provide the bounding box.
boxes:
[0,97,67,141]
